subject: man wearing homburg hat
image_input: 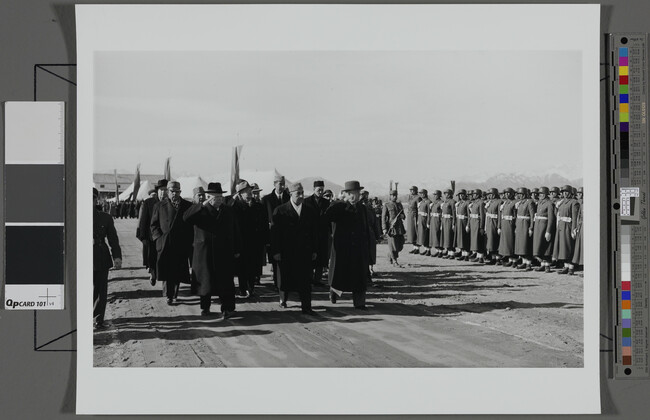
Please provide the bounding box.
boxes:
[406,185,421,253]
[261,174,290,289]
[250,183,266,284]
[150,180,193,305]
[325,181,373,309]
[304,180,331,286]
[183,182,240,317]
[271,182,319,315]
[231,180,269,298]
[137,179,166,286]
[94,188,122,329]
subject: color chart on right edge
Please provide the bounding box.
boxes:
[609,33,649,379]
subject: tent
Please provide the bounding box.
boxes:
[107,179,154,202]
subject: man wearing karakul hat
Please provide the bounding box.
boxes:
[325,180,373,309]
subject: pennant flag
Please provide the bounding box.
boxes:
[230,145,243,194]
[164,157,171,181]
[114,169,120,203]
[132,164,141,201]
[450,180,455,194]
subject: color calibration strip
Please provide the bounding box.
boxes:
[619,47,630,179]
[3,102,65,310]
[620,225,633,366]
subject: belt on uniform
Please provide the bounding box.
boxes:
[457,215,467,219]
[486,213,498,219]
[418,211,428,216]
[535,215,548,220]
[559,216,572,222]
[517,215,530,220]
[431,213,440,217]
[470,214,479,219]
[502,215,514,221]
[442,214,453,219]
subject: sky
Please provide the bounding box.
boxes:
[94,50,583,187]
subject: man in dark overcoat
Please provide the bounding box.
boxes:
[532,186,556,272]
[93,188,122,329]
[361,190,382,280]
[271,182,319,315]
[406,186,420,253]
[304,180,331,286]
[427,190,443,257]
[137,180,166,285]
[483,188,501,264]
[250,183,267,285]
[325,180,373,309]
[183,182,240,317]
[261,175,290,288]
[150,181,193,305]
[382,190,406,266]
[231,180,269,298]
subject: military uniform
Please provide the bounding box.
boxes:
[498,194,516,260]
[555,197,580,261]
[484,192,501,257]
[382,199,406,263]
[454,191,470,259]
[468,192,486,259]
[440,194,456,256]
[533,196,556,258]
[416,194,431,252]
[427,194,443,252]
[514,193,535,258]
[93,207,122,326]
[406,192,420,247]
[572,200,583,267]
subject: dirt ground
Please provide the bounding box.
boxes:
[94,218,584,368]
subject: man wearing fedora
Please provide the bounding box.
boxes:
[183,182,239,317]
[94,188,122,329]
[271,182,319,315]
[554,185,580,275]
[250,182,266,284]
[406,186,421,254]
[304,180,331,287]
[231,180,269,298]
[262,174,291,289]
[137,179,167,286]
[150,181,193,305]
[325,180,373,309]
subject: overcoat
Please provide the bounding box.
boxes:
[382,200,406,256]
[261,190,290,260]
[555,198,580,260]
[94,209,122,271]
[416,198,431,247]
[468,198,486,252]
[455,199,470,250]
[326,201,371,293]
[427,198,443,248]
[484,199,501,252]
[440,198,456,249]
[230,197,269,278]
[271,201,318,292]
[183,203,240,296]
[363,202,382,264]
[532,198,556,257]
[406,194,420,243]
[150,198,193,284]
[137,195,159,267]
[514,199,536,256]
[498,199,516,257]
[304,194,331,267]
[572,201,583,265]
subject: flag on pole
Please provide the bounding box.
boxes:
[133,164,141,201]
[450,180,456,194]
[114,169,120,203]
[164,157,171,181]
[230,145,243,194]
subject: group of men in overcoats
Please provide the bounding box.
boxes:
[405,185,584,275]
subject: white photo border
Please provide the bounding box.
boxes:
[77,4,600,414]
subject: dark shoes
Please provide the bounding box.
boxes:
[329,291,338,304]
[166,298,173,305]
[534,266,545,272]
[301,308,319,316]
[423,250,431,256]
[201,309,211,316]
[149,273,156,287]
[558,267,569,275]
[280,300,288,308]
[354,305,368,310]
[223,310,235,319]
[93,321,107,330]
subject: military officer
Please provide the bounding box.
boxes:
[572,187,584,270]
[416,189,432,255]
[382,190,406,266]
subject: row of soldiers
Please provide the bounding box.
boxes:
[103,200,141,219]
[401,185,584,275]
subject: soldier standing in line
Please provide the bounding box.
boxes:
[531,188,540,206]
[304,180,331,287]
[468,189,486,263]
[555,185,580,275]
[532,187,556,272]
[183,183,240,317]
[261,175,290,289]
[440,188,456,258]
[406,186,420,254]
[382,190,406,266]
[572,187,584,271]
[483,188,501,265]
[514,187,536,270]
[497,187,517,266]
[416,189,432,255]
[454,189,470,261]
[427,190,443,257]
[137,181,165,286]
[93,188,122,330]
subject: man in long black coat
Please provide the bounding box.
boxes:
[150,181,193,305]
[183,182,240,317]
[137,180,166,285]
[325,180,373,310]
[271,182,319,315]
[261,175,290,288]
[93,188,122,329]
[231,180,269,298]
[304,180,331,287]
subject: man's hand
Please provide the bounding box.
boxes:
[545,232,551,242]
[465,226,470,233]
[528,228,533,237]
[571,229,576,239]
[311,253,317,261]
[113,258,122,270]
[498,228,502,235]
[274,253,281,261]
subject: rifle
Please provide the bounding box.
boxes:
[387,208,405,236]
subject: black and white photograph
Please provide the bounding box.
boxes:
[77,4,600,415]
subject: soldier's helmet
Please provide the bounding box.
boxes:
[456,189,467,196]
[474,188,483,196]
[444,188,453,195]
[516,187,526,195]
[504,187,515,195]
[550,186,560,194]
[577,186,584,194]
[433,190,442,196]
[560,184,573,193]
[532,188,540,194]
[539,186,550,195]
[489,187,499,196]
